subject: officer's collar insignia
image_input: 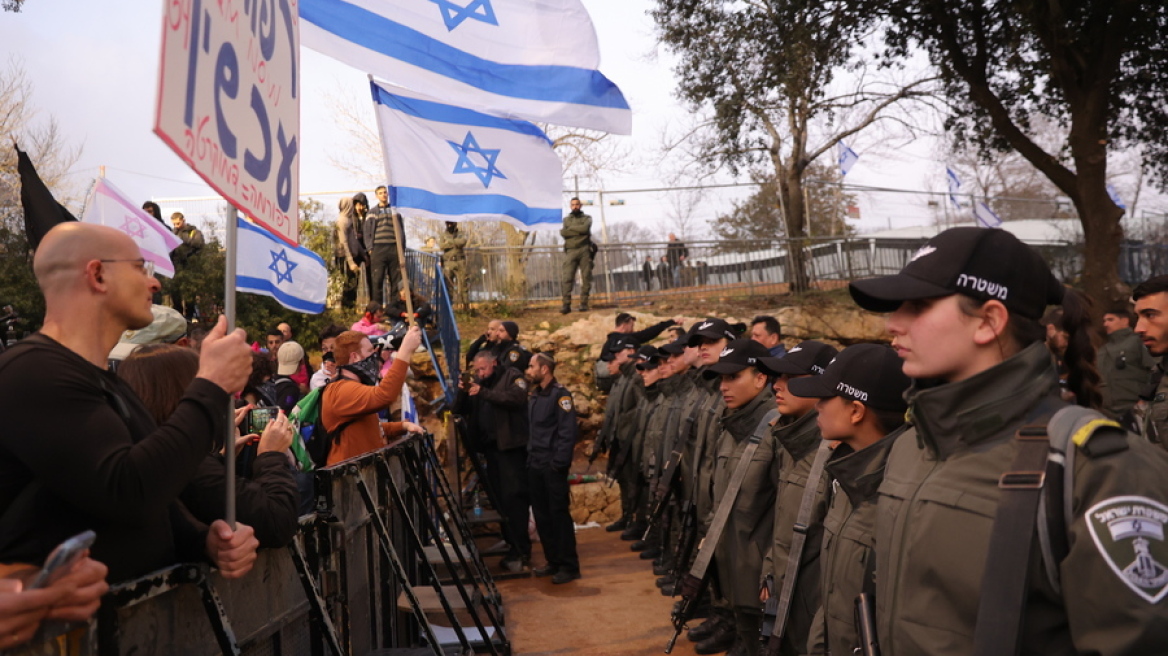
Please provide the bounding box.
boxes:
[720,347,734,358]
[509,351,519,361]
[516,378,528,389]
[559,396,572,411]
[910,245,937,262]
[1086,495,1168,602]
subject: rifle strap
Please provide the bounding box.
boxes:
[688,410,779,581]
[773,440,833,641]
[971,423,1050,656]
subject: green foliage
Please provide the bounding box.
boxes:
[0,218,43,332]
[713,164,857,242]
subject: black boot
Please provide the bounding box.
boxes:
[694,620,736,655]
[686,615,723,643]
[639,546,662,560]
[605,517,628,532]
[620,523,646,541]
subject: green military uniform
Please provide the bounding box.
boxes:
[560,210,594,311]
[692,374,728,529]
[439,227,469,307]
[875,342,1168,655]
[711,388,778,654]
[814,431,898,656]
[761,411,829,656]
[599,362,644,523]
[626,380,666,523]
[1098,327,1155,419]
[1141,358,1168,449]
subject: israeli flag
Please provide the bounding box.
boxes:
[1106,183,1127,210]
[300,0,631,135]
[236,217,329,313]
[946,167,963,209]
[401,382,418,424]
[973,201,1003,229]
[837,141,860,177]
[81,178,182,278]
[371,81,563,230]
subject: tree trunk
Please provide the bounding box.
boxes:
[1069,131,1126,311]
[782,169,812,293]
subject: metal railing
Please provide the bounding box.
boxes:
[16,435,507,656]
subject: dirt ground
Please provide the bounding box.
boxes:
[496,527,703,656]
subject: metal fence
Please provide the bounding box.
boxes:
[463,237,1168,305]
[17,436,507,656]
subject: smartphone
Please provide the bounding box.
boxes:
[29,530,96,589]
[248,407,279,435]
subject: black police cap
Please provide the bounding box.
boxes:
[757,340,839,377]
[787,343,910,411]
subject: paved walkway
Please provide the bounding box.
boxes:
[496,527,702,656]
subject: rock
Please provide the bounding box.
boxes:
[539,321,551,329]
[777,305,888,342]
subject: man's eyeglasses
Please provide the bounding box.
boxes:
[99,258,156,277]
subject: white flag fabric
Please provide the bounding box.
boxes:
[946,167,963,209]
[81,178,182,278]
[300,0,631,135]
[371,81,563,230]
[837,141,860,177]
[973,201,1002,229]
[236,217,328,313]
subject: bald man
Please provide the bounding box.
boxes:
[0,223,260,583]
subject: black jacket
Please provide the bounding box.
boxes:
[466,335,531,371]
[455,366,530,451]
[527,380,578,470]
[179,452,300,548]
[0,335,226,582]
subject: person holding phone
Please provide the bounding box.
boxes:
[119,344,300,548]
[0,223,259,583]
[0,553,108,649]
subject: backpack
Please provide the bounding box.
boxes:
[288,380,356,471]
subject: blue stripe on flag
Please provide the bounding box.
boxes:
[371,83,553,144]
[391,187,561,226]
[237,219,328,267]
[302,0,629,110]
[237,275,326,313]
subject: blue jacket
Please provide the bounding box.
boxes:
[527,379,578,470]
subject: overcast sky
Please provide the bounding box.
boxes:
[4,1,1151,240]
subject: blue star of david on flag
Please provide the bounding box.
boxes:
[120,215,146,240]
[268,249,298,284]
[430,0,497,31]
[447,131,506,188]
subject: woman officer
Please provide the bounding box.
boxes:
[848,227,1168,655]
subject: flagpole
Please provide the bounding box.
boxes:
[223,212,238,528]
[369,75,415,326]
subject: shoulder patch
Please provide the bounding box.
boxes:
[1086,495,1168,603]
[515,378,528,390]
[509,350,519,362]
[559,396,573,412]
[1074,419,1129,458]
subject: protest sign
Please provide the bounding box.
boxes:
[155,0,301,245]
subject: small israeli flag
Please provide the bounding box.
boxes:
[1106,183,1127,210]
[973,201,1003,229]
[946,167,963,209]
[402,381,418,424]
[837,141,860,177]
[235,217,329,313]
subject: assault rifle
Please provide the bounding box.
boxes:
[665,569,710,653]
[641,443,684,541]
[759,575,779,653]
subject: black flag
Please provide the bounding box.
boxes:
[16,144,76,250]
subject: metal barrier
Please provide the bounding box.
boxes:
[17,435,508,656]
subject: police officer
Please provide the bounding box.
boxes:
[704,338,778,656]
[440,221,469,308]
[465,319,531,372]
[454,350,532,573]
[525,352,581,584]
[1134,275,1168,445]
[595,338,642,532]
[783,344,909,656]
[560,197,594,314]
[629,345,670,557]
[756,340,838,656]
[849,227,1168,655]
